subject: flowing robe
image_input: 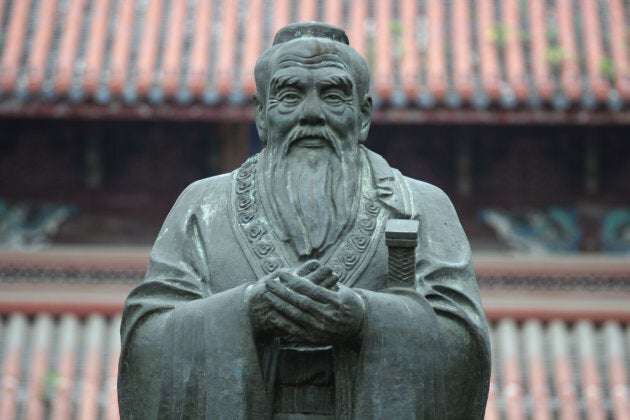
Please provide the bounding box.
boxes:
[118,147,491,419]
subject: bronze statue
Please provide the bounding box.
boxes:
[119,22,490,419]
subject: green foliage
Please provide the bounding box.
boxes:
[487,24,509,48]
[546,46,565,66]
[546,27,559,43]
[389,19,402,36]
[599,57,615,79]
[42,371,60,402]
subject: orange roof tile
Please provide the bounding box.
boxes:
[374,0,393,101]
[108,0,135,97]
[2,0,630,114]
[346,0,366,60]
[136,0,163,98]
[452,0,473,103]
[1,312,629,419]
[0,0,30,94]
[215,0,239,98]
[25,0,57,95]
[0,249,629,418]
[82,0,110,97]
[502,0,528,104]
[399,0,419,102]
[23,315,52,419]
[610,0,630,101]
[240,0,264,97]
[426,0,447,102]
[556,0,581,106]
[188,0,213,98]
[528,0,554,102]
[322,0,342,28]
[53,0,85,96]
[297,0,317,22]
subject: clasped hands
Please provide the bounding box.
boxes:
[245,260,366,345]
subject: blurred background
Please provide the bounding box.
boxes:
[0,0,629,418]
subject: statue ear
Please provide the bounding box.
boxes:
[253,94,267,145]
[359,94,373,143]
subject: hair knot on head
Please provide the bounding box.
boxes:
[272,22,349,46]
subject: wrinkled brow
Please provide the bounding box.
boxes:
[270,75,302,93]
[318,75,353,93]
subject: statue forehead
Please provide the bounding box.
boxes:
[269,38,351,71]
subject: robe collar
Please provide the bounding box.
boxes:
[228,146,411,285]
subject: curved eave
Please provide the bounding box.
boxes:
[1,0,630,119]
[3,101,630,125]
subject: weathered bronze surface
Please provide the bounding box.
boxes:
[119,22,490,419]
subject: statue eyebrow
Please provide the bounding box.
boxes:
[318,75,353,93]
[270,75,302,93]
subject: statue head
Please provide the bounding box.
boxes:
[252,22,373,256]
[253,22,373,152]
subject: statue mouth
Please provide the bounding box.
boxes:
[293,136,329,148]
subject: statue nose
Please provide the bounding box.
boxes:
[299,95,325,125]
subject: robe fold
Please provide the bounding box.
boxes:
[118,148,491,419]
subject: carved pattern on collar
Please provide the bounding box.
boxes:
[230,153,388,285]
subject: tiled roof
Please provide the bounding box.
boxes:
[487,318,630,420]
[0,313,629,419]
[1,249,630,418]
[0,313,120,420]
[1,0,630,118]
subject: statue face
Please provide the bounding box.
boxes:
[256,40,371,157]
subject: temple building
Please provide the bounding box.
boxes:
[0,1,629,418]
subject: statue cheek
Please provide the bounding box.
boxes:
[324,106,347,121]
[267,111,294,128]
[276,102,302,115]
[329,111,358,131]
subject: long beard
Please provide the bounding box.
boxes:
[261,128,359,257]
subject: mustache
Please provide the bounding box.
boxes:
[284,126,338,153]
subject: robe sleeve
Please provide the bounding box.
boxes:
[118,180,270,419]
[351,180,490,419]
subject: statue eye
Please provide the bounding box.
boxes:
[323,92,346,104]
[279,92,301,104]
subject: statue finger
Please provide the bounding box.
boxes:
[304,266,333,284]
[317,273,339,290]
[265,311,313,340]
[277,271,334,303]
[266,279,329,316]
[264,291,328,332]
[293,260,321,277]
[264,284,342,337]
